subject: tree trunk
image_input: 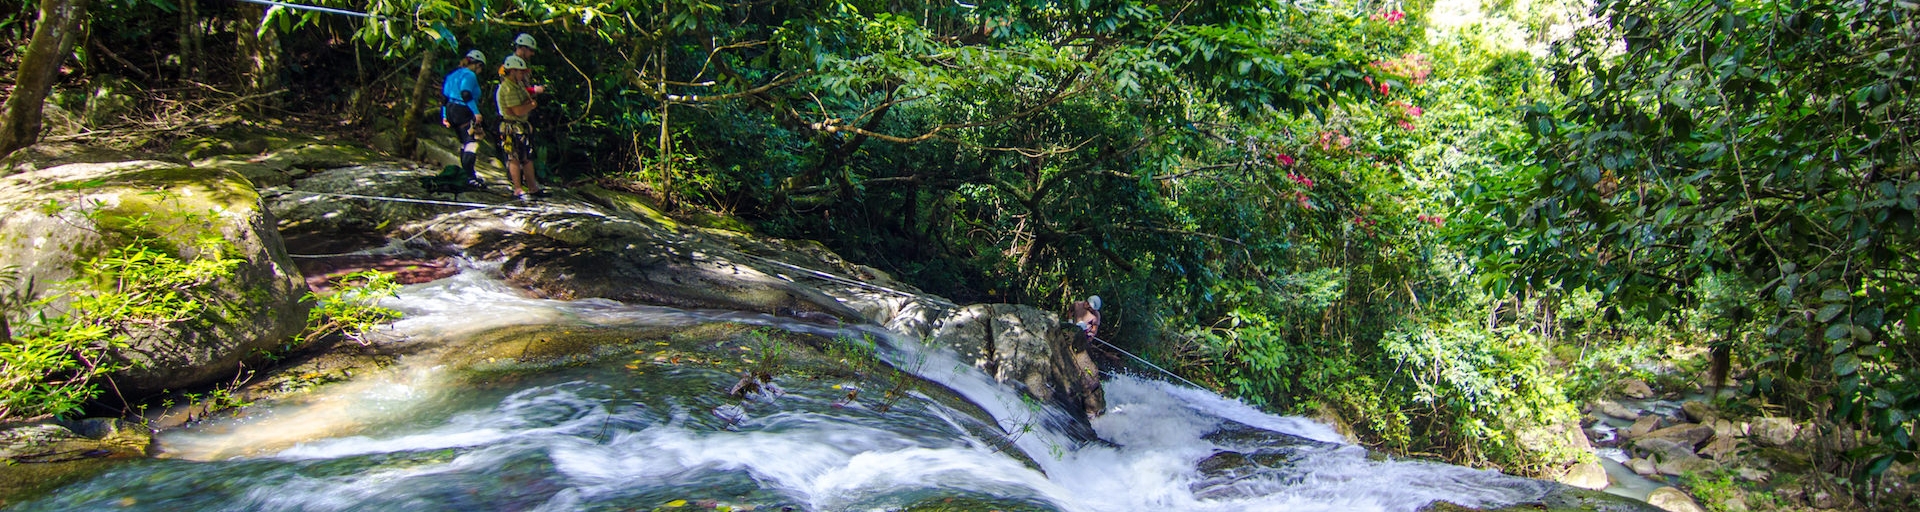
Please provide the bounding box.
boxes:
[236,3,282,106]
[0,0,92,160]
[396,47,437,158]
[177,0,200,80]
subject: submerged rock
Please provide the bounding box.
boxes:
[0,419,149,463]
[0,418,151,505]
[1189,421,1340,500]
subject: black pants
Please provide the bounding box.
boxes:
[445,104,480,179]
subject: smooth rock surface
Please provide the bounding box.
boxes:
[1557,460,1610,490]
[1620,379,1655,399]
[1647,486,1706,512]
[1642,423,1714,447]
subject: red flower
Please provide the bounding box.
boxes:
[1275,153,1296,167]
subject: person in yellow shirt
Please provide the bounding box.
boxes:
[496,55,545,199]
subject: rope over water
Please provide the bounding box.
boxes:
[1089,334,1205,390]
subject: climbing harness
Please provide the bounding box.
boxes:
[1087,334,1205,390]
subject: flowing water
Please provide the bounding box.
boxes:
[13,267,1566,511]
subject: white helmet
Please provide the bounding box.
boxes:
[514,33,537,49]
[463,49,485,63]
[502,55,529,71]
[1088,295,1102,311]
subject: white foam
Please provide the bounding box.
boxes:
[141,267,1554,512]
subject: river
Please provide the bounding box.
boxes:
[13,267,1569,511]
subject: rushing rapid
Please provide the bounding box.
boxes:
[14,266,1557,511]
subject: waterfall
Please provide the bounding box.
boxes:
[13,267,1567,512]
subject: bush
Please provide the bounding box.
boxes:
[300,270,402,346]
[0,236,240,420]
[1382,320,1582,473]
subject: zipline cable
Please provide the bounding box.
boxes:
[232,0,383,19]
[1088,334,1205,390]
[269,190,555,213]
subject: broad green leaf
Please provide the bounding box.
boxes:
[1832,353,1860,376]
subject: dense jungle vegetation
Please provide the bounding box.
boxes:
[1,0,1915,506]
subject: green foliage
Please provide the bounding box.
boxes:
[1469,0,1920,484]
[301,270,402,346]
[1382,320,1582,472]
[1682,466,1790,512]
[0,237,241,420]
[742,328,788,379]
[826,333,879,373]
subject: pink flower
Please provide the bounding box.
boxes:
[1397,120,1416,130]
[1406,105,1423,117]
[1287,172,1315,188]
[1275,153,1296,167]
[1371,9,1406,24]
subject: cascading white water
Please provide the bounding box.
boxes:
[15,266,1562,512]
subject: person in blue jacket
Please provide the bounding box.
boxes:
[441,49,487,188]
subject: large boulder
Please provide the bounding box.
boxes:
[1556,461,1610,490]
[1627,457,1658,476]
[929,304,1105,434]
[1594,399,1641,420]
[1633,437,1716,475]
[1627,415,1663,439]
[1750,417,1800,447]
[1641,423,1714,447]
[0,160,311,395]
[1681,401,1717,423]
[1619,379,1655,399]
[1517,420,1598,484]
[1646,487,1706,512]
[1698,419,1744,460]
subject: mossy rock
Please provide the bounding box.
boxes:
[0,160,312,396]
[574,184,682,230]
[1,141,179,176]
[1419,486,1663,511]
[0,418,151,506]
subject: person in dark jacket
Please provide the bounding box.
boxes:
[1066,295,1104,417]
[441,49,486,188]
